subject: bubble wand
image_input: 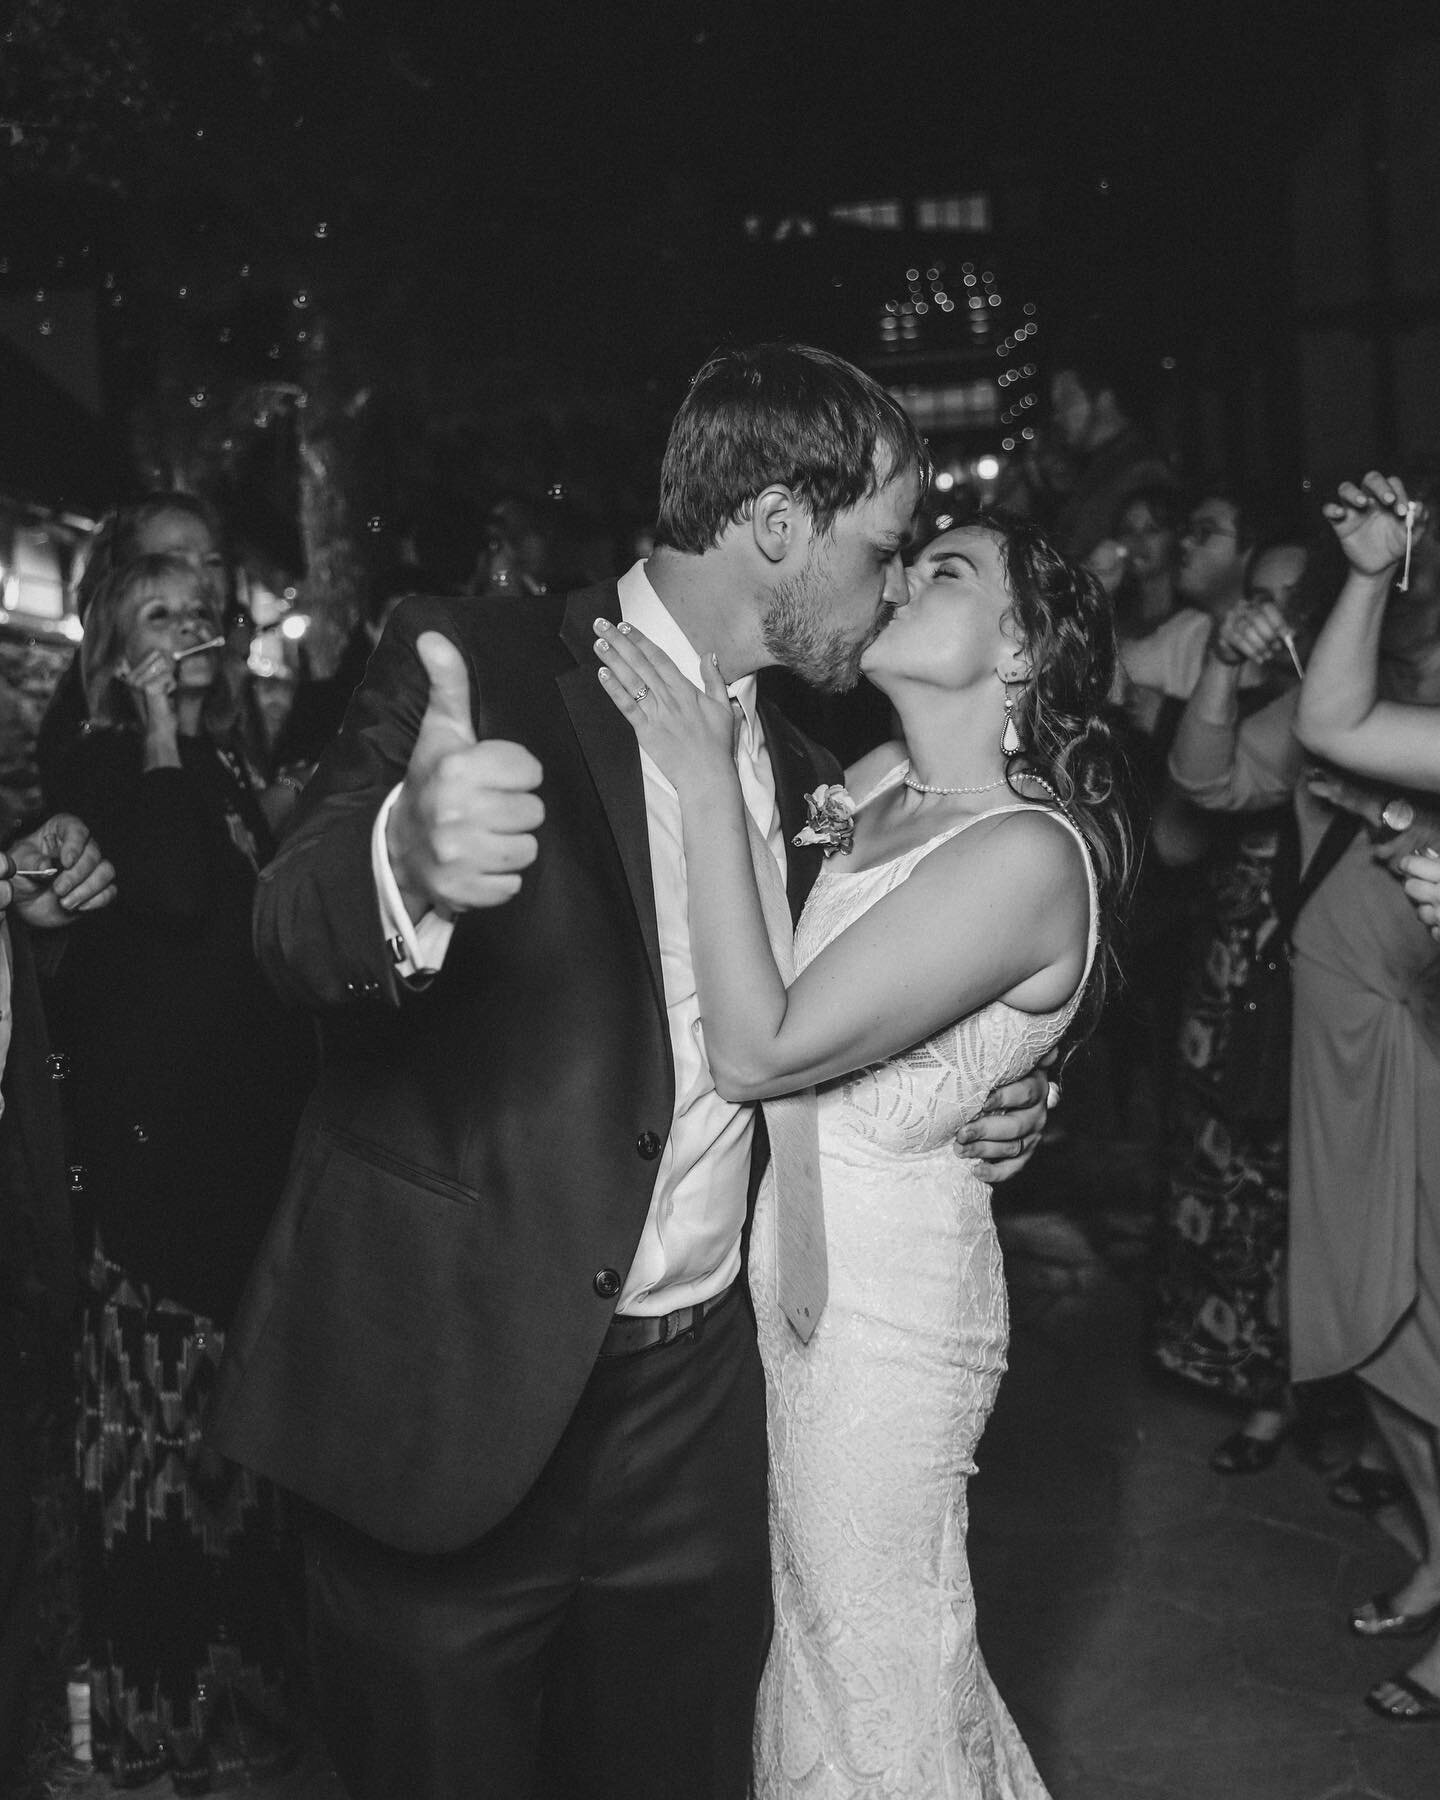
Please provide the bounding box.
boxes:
[1398,500,1417,594]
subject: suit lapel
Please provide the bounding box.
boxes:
[556,588,666,1010]
[555,593,827,991]
[761,698,827,924]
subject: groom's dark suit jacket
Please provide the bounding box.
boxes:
[209,583,838,1555]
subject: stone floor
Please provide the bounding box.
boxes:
[29,1133,1440,1800]
[972,1137,1439,1800]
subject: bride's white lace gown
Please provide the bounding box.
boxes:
[750,775,1097,1800]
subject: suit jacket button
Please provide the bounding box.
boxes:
[593,1268,622,1300]
[636,1130,662,1160]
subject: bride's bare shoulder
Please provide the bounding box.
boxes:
[844,739,906,798]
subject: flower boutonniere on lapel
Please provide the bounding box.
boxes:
[792,784,857,858]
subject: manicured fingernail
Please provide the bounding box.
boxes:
[594,638,608,655]
[616,621,631,635]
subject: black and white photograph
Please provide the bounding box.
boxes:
[3,3,1440,1796]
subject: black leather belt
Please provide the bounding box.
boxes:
[598,1282,736,1358]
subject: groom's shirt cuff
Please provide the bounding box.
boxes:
[372,784,454,978]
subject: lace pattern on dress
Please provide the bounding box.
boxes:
[749,769,1094,1799]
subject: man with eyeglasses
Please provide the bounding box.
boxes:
[1121,485,1267,702]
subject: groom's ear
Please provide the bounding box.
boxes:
[751,485,803,566]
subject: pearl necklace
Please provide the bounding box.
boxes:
[902,764,1059,804]
[903,772,1007,795]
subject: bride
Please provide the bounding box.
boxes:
[594,509,1131,1799]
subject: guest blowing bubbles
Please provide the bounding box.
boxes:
[43,552,317,1789]
[37,492,233,786]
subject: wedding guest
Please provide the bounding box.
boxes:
[0,814,115,1790]
[1120,485,1270,702]
[36,492,231,785]
[1157,534,1312,1470]
[1289,469,1440,1723]
[468,491,603,598]
[1081,481,1187,1142]
[1046,347,1172,561]
[1171,473,1440,1721]
[209,343,1055,1800]
[1078,488,1275,1154]
[1113,484,1185,648]
[40,552,317,1788]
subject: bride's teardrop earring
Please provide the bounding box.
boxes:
[998,671,1024,756]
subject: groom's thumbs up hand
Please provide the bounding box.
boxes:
[386,630,544,920]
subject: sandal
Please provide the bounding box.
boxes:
[1330,1463,1406,1510]
[1350,1591,1440,1640]
[1365,1672,1440,1722]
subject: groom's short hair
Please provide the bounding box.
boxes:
[653,343,928,555]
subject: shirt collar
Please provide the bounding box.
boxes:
[616,560,763,754]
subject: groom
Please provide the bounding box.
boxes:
[211,343,1050,1800]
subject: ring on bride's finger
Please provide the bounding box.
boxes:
[632,683,649,703]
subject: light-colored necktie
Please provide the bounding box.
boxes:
[738,797,828,1343]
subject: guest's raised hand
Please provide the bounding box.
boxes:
[386,630,545,921]
[120,647,180,743]
[1211,597,1290,669]
[594,619,737,796]
[1304,765,1384,829]
[4,813,117,929]
[1323,471,1421,577]
[1395,847,1440,943]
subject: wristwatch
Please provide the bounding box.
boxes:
[1378,797,1416,838]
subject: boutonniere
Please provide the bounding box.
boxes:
[792,783,857,858]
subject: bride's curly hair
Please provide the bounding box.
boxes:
[967,508,1138,1044]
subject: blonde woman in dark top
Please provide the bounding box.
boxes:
[42,552,317,1790]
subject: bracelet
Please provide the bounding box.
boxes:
[274,774,305,795]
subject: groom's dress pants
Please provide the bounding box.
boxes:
[303,1284,772,1800]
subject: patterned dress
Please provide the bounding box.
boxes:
[1151,811,1293,1407]
[44,725,314,1789]
[749,774,1097,1799]
[76,1247,301,1789]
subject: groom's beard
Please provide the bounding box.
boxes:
[761,556,896,694]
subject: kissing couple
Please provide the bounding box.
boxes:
[212,342,1130,1800]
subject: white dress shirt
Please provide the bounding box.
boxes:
[1121,606,1268,700]
[372,560,788,1315]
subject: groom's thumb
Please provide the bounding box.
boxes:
[413,631,478,760]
